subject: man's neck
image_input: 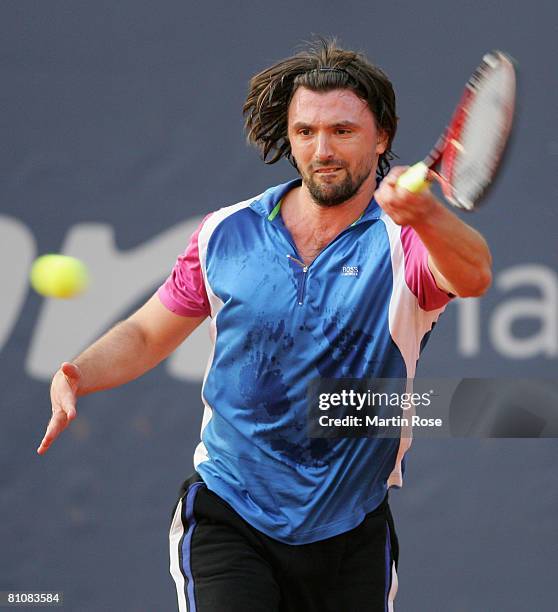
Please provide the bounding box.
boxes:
[284,177,375,233]
[280,177,376,265]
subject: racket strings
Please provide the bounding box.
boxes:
[447,55,515,209]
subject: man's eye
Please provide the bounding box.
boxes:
[337,129,351,135]
[299,129,311,136]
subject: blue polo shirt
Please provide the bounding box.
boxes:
[158,178,451,544]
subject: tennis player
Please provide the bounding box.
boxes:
[38,39,492,611]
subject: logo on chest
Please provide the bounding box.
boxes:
[341,265,359,277]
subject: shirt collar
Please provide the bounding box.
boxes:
[250,178,382,224]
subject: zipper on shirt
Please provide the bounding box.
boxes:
[281,213,373,307]
[287,254,309,306]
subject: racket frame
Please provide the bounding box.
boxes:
[404,51,517,211]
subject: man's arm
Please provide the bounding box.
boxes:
[374,167,492,297]
[37,294,206,455]
[415,204,492,297]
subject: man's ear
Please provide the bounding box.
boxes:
[376,130,389,155]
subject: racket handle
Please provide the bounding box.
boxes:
[396,162,431,193]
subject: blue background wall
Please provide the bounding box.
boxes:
[1,1,556,609]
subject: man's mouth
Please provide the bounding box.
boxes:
[314,167,343,174]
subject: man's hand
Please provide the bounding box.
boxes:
[374,166,441,226]
[35,296,206,456]
[37,362,81,455]
[374,166,492,298]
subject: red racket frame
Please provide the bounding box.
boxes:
[424,51,516,210]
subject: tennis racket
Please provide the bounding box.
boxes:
[396,50,517,210]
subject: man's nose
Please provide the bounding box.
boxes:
[315,133,334,160]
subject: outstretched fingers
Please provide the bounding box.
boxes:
[37,363,81,455]
[37,409,73,455]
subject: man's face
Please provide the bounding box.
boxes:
[287,87,387,207]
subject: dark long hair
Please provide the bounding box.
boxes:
[243,37,398,179]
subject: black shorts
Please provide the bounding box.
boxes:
[169,473,399,612]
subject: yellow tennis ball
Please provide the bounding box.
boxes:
[30,254,89,299]
[396,162,431,193]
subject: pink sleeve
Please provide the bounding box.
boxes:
[400,226,454,311]
[157,215,212,317]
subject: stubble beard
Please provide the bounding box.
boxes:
[301,158,374,207]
